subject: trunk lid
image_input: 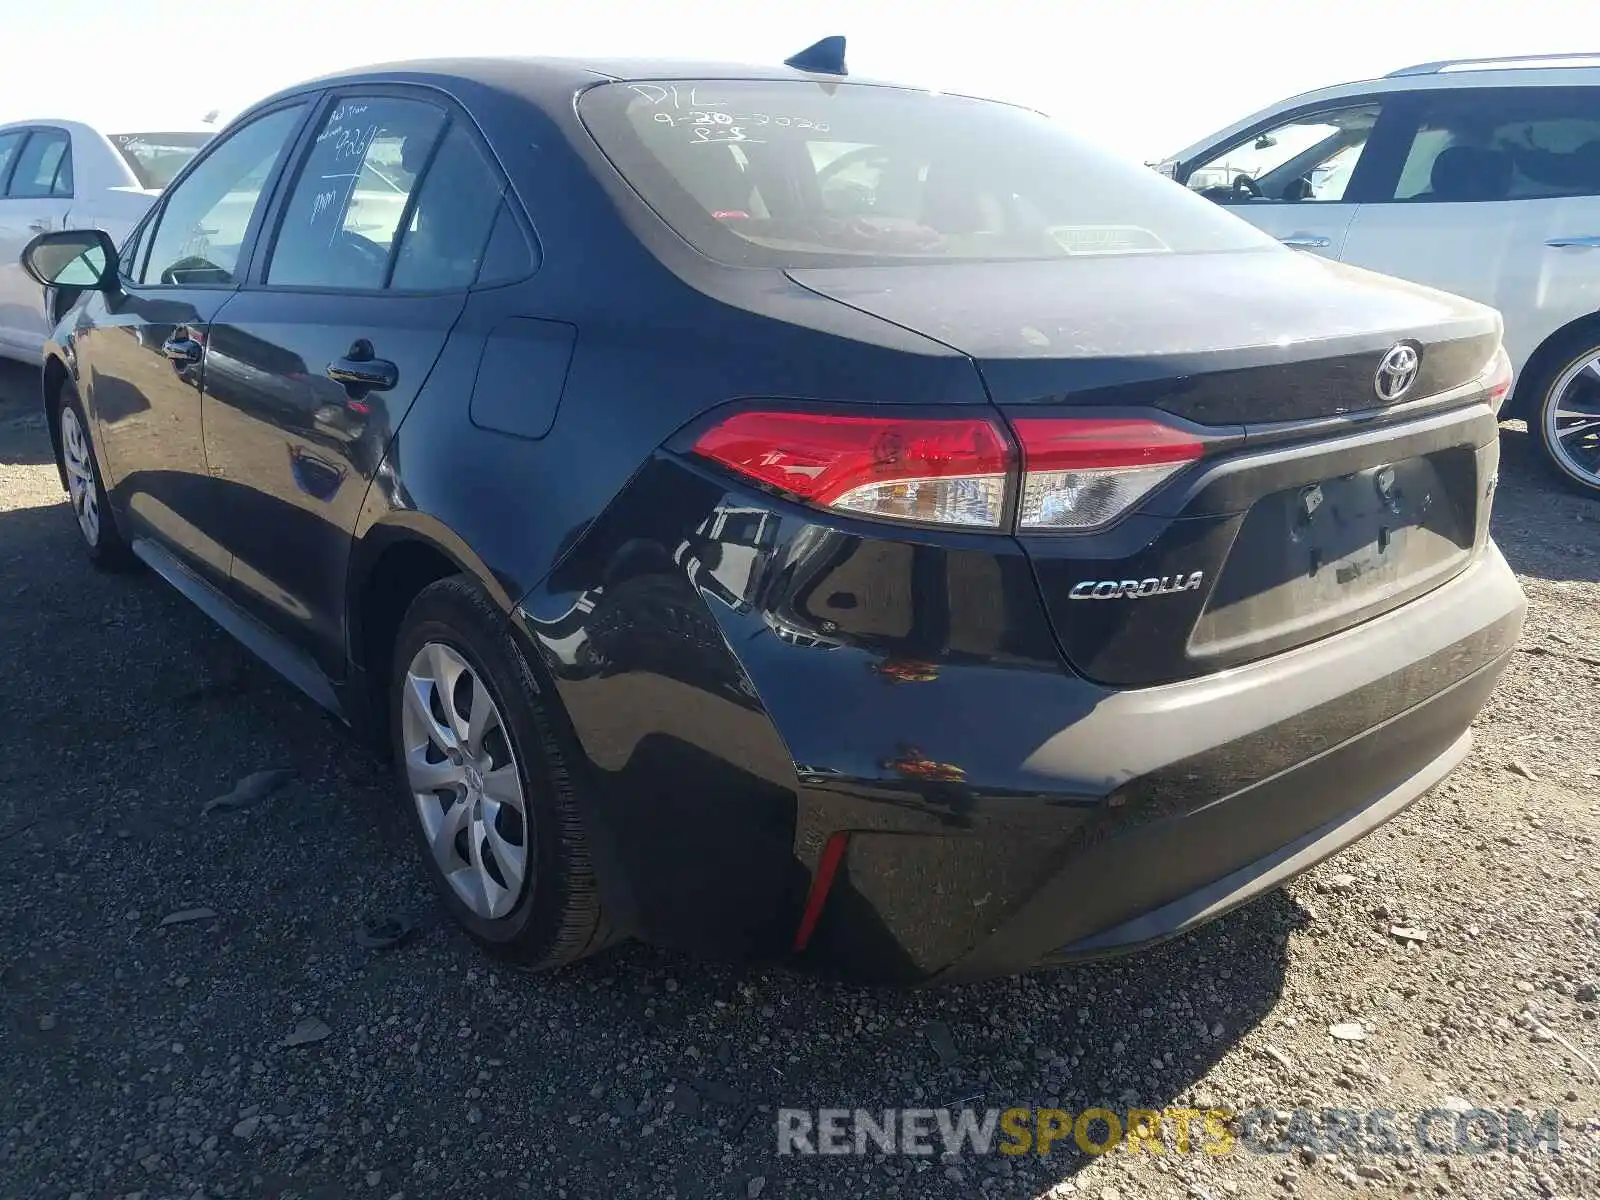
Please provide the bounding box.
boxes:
[790,250,1504,686]
[786,249,1499,418]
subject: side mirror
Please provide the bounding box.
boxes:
[21,229,119,291]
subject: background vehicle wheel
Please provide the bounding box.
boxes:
[56,383,136,570]
[1526,331,1600,496]
[390,576,613,970]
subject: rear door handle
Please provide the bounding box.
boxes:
[327,339,398,393]
[1280,234,1331,249]
[1545,235,1600,248]
[27,218,51,235]
[161,336,203,363]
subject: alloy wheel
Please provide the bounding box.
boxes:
[1543,350,1600,489]
[59,406,101,547]
[400,641,530,919]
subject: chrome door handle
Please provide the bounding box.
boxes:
[1545,235,1600,248]
[27,219,50,234]
[326,339,397,393]
[1280,234,1331,249]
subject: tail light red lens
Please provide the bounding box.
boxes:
[692,411,1012,528]
[691,409,1205,532]
[1011,417,1204,530]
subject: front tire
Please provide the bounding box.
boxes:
[1527,333,1600,496]
[56,383,136,571]
[389,576,612,970]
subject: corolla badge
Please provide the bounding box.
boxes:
[1374,342,1421,402]
[1069,572,1204,600]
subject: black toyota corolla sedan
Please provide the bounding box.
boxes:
[23,45,1525,983]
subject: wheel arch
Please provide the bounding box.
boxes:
[1507,310,1600,421]
[345,513,521,740]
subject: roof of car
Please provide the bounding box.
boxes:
[292,54,903,95]
[1164,60,1600,164]
[242,54,946,124]
[1383,52,1600,77]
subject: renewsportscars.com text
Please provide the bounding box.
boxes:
[776,1105,1564,1158]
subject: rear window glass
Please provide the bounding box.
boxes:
[111,132,212,191]
[579,80,1275,267]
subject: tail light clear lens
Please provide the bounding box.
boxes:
[1013,418,1204,530]
[691,410,1204,532]
[692,411,1011,528]
[1479,345,1513,411]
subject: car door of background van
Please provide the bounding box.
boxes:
[1336,86,1600,375]
[1176,97,1394,259]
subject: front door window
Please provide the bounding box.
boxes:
[140,105,305,287]
[1186,104,1381,204]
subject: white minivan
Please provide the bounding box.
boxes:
[1160,54,1600,495]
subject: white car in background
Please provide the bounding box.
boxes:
[1159,53,1600,495]
[0,120,211,363]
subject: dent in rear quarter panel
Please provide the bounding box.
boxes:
[511,452,1110,979]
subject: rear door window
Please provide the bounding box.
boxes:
[472,198,538,286]
[266,97,447,290]
[110,132,211,190]
[579,80,1275,266]
[1382,87,1600,202]
[266,97,528,292]
[389,123,517,290]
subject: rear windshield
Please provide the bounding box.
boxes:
[579,80,1276,267]
[111,132,212,191]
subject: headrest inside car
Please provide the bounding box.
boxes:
[1429,145,1513,202]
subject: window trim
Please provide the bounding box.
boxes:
[1360,85,1600,205]
[51,131,74,198]
[380,111,452,289]
[1176,94,1402,206]
[241,82,539,298]
[132,97,319,292]
[0,128,26,194]
[117,207,156,285]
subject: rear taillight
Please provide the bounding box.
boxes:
[691,409,1204,532]
[692,411,1012,528]
[1479,346,1513,411]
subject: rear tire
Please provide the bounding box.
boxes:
[55,383,137,571]
[389,575,612,971]
[1525,330,1600,497]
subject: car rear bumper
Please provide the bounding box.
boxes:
[515,453,1525,984]
[1041,725,1470,964]
[802,544,1523,982]
[948,673,1485,981]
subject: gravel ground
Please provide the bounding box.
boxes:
[1,357,1597,1200]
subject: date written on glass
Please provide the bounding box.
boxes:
[651,110,830,143]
